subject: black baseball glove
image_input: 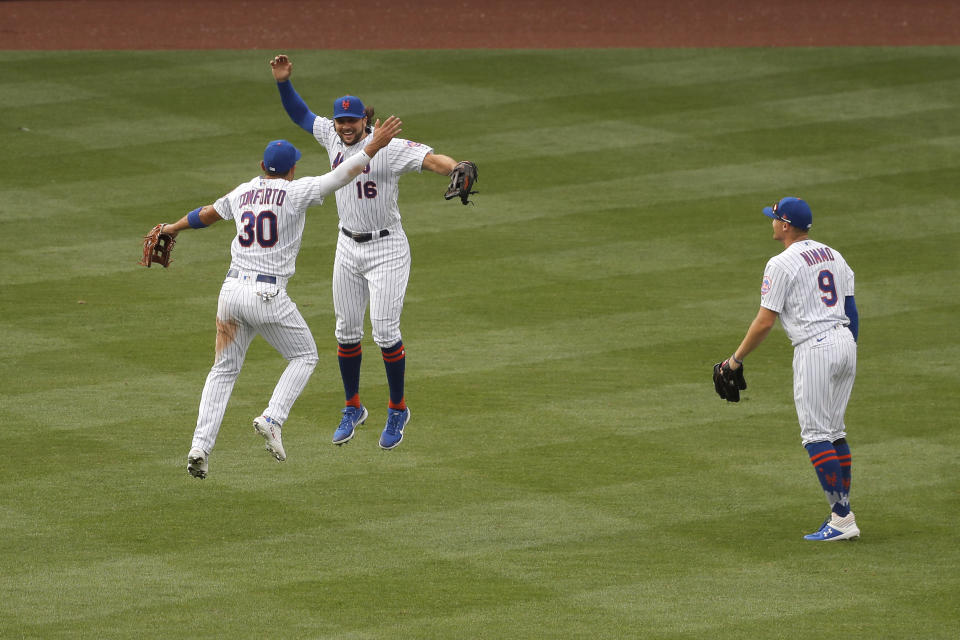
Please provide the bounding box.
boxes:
[444,160,478,205]
[713,360,747,402]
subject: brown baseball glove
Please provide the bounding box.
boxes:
[139,224,176,268]
[444,160,478,205]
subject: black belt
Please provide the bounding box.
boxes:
[226,268,276,284]
[341,227,390,243]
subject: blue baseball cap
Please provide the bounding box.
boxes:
[333,95,366,119]
[263,139,301,174]
[763,197,812,230]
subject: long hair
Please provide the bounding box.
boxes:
[364,105,375,132]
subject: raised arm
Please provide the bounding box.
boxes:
[270,54,317,134]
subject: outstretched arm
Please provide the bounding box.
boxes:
[422,152,458,175]
[270,54,317,134]
[160,205,222,237]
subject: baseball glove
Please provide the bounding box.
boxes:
[444,160,478,205]
[713,360,747,402]
[139,224,176,268]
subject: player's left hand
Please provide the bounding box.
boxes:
[139,224,177,268]
[713,360,747,402]
[444,160,478,205]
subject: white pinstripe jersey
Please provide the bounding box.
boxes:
[213,151,371,278]
[760,239,855,346]
[311,116,432,232]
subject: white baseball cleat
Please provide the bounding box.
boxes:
[187,448,209,479]
[804,511,860,541]
[253,415,286,462]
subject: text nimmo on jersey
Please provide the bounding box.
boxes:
[799,246,835,267]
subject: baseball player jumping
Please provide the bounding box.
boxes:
[715,197,861,540]
[269,54,474,450]
[150,119,402,478]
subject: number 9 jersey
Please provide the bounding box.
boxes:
[760,239,855,346]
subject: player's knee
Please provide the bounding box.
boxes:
[210,361,242,378]
[335,329,363,344]
[373,335,401,350]
[371,324,401,349]
[299,353,319,370]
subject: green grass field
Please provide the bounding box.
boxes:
[1,47,958,638]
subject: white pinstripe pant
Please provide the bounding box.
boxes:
[332,227,410,348]
[191,276,318,454]
[793,325,857,445]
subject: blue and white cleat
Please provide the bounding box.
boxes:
[379,408,410,450]
[333,405,368,445]
[804,512,860,541]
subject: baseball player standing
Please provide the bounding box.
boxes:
[269,54,473,450]
[717,197,861,540]
[151,119,402,479]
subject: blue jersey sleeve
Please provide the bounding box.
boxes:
[277,80,317,134]
[844,295,859,342]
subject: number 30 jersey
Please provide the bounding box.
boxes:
[213,151,372,278]
[760,239,855,346]
[312,116,432,233]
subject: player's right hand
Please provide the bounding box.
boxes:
[365,116,402,154]
[270,54,292,82]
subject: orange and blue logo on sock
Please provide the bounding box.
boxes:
[806,441,848,516]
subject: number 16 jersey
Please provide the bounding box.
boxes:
[312,116,432,232]
[760,239,855,346]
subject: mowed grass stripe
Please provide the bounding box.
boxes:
[2,47,959,639]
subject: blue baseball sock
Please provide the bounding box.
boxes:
[832,438,852,515]
[381,341,406,410]
[805,441,848,517]
[337,342,362,405]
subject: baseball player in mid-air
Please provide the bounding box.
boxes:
[269,53,474,450]
[716,197,860,540]
[149,119,401,479]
